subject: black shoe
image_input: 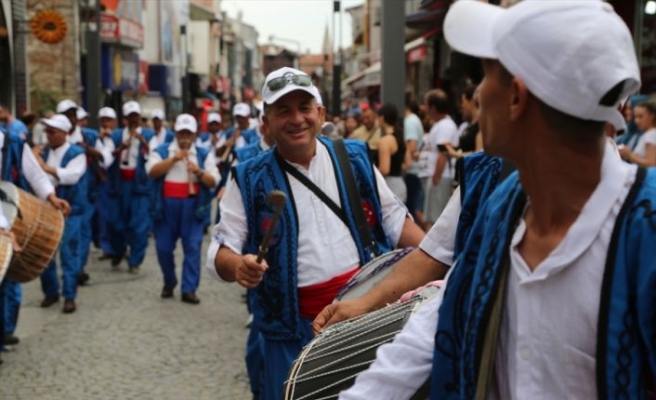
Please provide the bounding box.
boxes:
[181,292,200,305]
[98,253,113,261]
[92,239,100,249]
[161,286,175,299]
[128,265,140,274]
[77,272,90,286]
[111,255,123,267]
[3,334,19,346]
[62,299,76,314]
[40,294,60,308]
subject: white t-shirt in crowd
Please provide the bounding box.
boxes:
[632,127,656,158]
[424,117,459,180]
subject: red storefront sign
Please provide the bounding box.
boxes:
[100,14,144,48]
[407,45,427,63]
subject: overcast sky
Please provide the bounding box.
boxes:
[220,0,364,54]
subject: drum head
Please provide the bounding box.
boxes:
[0,181,19,228]
[336,248,413,302]
[0,234,14,284]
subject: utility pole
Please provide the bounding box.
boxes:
[381,0,405,112]
[85,0,102,129]
[331,0,342,117]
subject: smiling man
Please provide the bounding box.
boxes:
[206,67,425,400]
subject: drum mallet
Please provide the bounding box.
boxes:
[256,190,287,264]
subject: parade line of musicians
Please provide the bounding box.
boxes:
[3,2,656,398]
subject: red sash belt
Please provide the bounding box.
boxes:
[120,168,136,180]
[163,181,199,199]
[297,267,359,319]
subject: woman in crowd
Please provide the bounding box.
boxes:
[343,115,359,139]
[619,99,656,166]
[447,84,483,159]
[376,103,408,202]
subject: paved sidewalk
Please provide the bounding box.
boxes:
[0,237,252,400]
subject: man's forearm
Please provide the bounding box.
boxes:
[359,248,448,310]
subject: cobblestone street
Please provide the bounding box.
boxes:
[0,236,252,400]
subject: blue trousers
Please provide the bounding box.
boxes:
[246,290,264,396]
[153,197,203,294]
[78,197,95,270]
[106,181,151,267]
[40,214,82,300]
[97,182,115,255]
[3,279,20,334]
[262,319,314,400]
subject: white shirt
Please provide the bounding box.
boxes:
[419,187,460,266]
[148,127,169,150]
[45,142,87,187]
[341,141,636,399]
[118,127,143,169]
[632,127,656,158]
[206,139,409,287]
[0,132,54,200]
[145,139,220,186]
[426,117,459,179]
[69,126,115,167]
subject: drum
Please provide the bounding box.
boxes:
[284,286,439,400]
[0,235,14,284]
[335,247,414,302]
[0,182,64,283]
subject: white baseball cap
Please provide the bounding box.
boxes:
[76,107,88,120]
[207,112,222,124]
[42,114,73,133]
[262,67,322,105]
[174,113,198,133]
[233,103,251,118]
[444,0,640,129]
[122,101,142,116]
[56,99,77,114]
[151,108,165,120]
[98,107,117,119]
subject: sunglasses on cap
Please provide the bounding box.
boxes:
[267,73,313,92]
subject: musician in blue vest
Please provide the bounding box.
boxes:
[35,114,87,314]
[105,101,154,273]
[196,112,223,151]
[147,114,219,304]
[149,108,174,149]
[340,2,656,399]
[0,106,29,141]
[57,100,114,285]
[96,107,119,260]
[207,67,425,400]
[0,118,69,350]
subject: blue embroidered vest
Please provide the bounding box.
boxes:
[224,126,259,145]
[80,127,102,203]
[234,142,263,163]
[107,128,154,196]
[430,168,656,400]
[151,144,212,222]
[1,132,28,189]
[232,137,391,340]
[41,145,87,216]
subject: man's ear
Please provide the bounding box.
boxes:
[509,77,529,121]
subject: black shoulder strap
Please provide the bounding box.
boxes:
[333,138,378,258]
[275,151,349,227]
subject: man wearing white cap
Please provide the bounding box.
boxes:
[147,114,219,304]
[34,114,87,314]
[105,100,155,273]
[207,66,425,399]
[149,108,173,149]
[0,111,70,349]
[196,112,223,150]
[56,99,114,284]
[95,107,119,259]
[339,1,655,399]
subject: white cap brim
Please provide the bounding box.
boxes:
[264,86,320,106]
[444,0,505,59]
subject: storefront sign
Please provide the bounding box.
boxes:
[99,13,144,48]
[101,46,140,91]
[138,61,149,95]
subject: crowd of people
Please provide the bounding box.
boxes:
[2,1,656,399]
